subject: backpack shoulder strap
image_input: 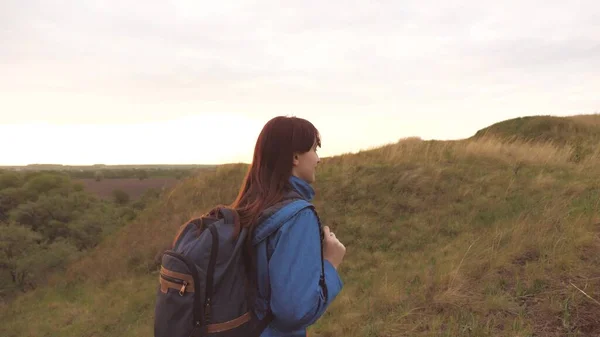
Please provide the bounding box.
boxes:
[251,195,311,245]
[257,202,328,326]
[306,205,328,301]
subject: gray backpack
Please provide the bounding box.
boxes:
[153,195,326,337]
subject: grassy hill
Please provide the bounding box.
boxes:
[472,114,600,163]
[2,115,600,336]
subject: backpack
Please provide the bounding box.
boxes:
[153,194,327,337]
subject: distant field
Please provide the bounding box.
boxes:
[75,178,179,200]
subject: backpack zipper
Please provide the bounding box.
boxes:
[160,273,189,296]
[204,224,219,325]
[162,250,203,327]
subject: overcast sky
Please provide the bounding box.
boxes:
[1,0,599,165]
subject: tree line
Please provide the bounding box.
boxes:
[0,170,159,299]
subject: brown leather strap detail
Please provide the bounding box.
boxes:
[159,267,195,293]
[206,312,252,333]
[160,277,195,293]
[161,267,194,284]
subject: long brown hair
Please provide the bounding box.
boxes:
[230,115,320,236]
[228,116,320,281]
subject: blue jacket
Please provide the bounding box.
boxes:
[252,176,344,336]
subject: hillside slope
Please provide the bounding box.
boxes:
[472,114,600,162]
[2,116,600,337]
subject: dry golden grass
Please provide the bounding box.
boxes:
[568,113,600,127]
[343,135,581,168]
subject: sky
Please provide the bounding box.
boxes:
[1,0,599,165]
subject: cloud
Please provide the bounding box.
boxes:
[0,0,598,125]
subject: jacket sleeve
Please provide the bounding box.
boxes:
[267,207,344,332]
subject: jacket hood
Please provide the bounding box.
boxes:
[251,176,315,245]
[289,175,315,201]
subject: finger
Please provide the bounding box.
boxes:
[323,226,330,236]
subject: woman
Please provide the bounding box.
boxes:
[229,116,346,336]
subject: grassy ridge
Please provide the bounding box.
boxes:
[472,114,600,163]
[2,116,600,336]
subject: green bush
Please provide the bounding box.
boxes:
[0,171,138,296]
[0,172,22,190]
[13,238,80,290]
[112,189,130,205]
[0,188,27,221]
[23,173,71,196]
[0,223,43,292]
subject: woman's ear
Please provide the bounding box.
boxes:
[292,153,300,166]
